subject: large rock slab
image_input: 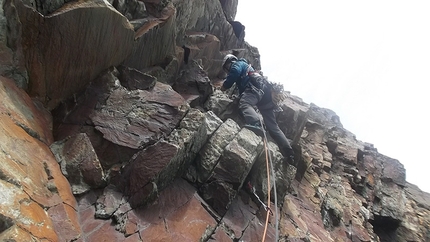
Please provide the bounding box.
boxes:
[173,0,242,51]
[117,65,156,91]
[181,32,223,77]
[122,108,219,208]
[0,115,81,240]
[280,195,334,241]
[173,58,214,108]
[47,202,81,242]
[75,179,219,241]
[277,94,309,145]
[0,76,53,145]
[54,70,188,169]
[201,128,263,215]
[131,178,218,241]
[0,78,80,240]
[0,179,58,241]
[204,89,242,122]
[359,151,406,221]
[247,141,297,204]
[195,118,241,183]
[91,81,187,150]
[13,0,135,109]
[396,183,430,242]
[123,4,176,72]
[110,0,147,20]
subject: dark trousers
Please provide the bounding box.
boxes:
[238,86,293,157]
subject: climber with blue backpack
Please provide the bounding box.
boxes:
[220,54,296,167]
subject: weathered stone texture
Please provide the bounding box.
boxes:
[50,133,105,195]
[123,4,176,71]
[54,70,188,171]
[136,179,218,241]
[0,76,53,144]
[14,0,135,109]
[1,0,28,88]
[173,58,214,107]
[0,77,80,240]
[91,81,187,150]
[117,65,157,91]
[201,128,263,216]
[196,118,241,183]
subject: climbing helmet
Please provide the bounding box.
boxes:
[222,54,238,72]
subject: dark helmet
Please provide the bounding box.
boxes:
[222,54,238,72]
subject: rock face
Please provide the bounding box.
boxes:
[11,0,136,110]
[0,76,80,241]
[1,0,430,241]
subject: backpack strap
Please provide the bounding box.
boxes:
[241,64,253,79]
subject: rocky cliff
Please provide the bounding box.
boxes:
[0,0,429,241]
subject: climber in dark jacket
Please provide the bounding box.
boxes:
[221,54,296,166]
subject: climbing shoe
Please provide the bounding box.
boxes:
[286,155,297,168]
[244,123,264,137]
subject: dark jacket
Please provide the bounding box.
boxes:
[222,58,254,94]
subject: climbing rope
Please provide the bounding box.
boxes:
[259,118,279,242]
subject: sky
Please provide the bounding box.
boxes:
[236,1,430,193]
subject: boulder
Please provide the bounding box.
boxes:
[54,70,188,169]
[173,59,214,108]
[122,108,219,208]
[182,32,223,77]
[117,65,156,91]
[247,141,297,204]
[201,128,263,215]
[90,81,187,150]
[196,118,241,183]
[277,94,310,144]
[50,133,105,195]
[95,185,125,219]
[204,89,242,122]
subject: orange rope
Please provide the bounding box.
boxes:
[261,137,271,242]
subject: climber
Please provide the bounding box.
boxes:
[220,54,296,167]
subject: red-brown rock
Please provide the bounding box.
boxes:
[13,0,135,109]
[133,179,218,241]
[124,140,179,207]
[48,203,81,241]
[50,133,105,195]
[0,76,53,144]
